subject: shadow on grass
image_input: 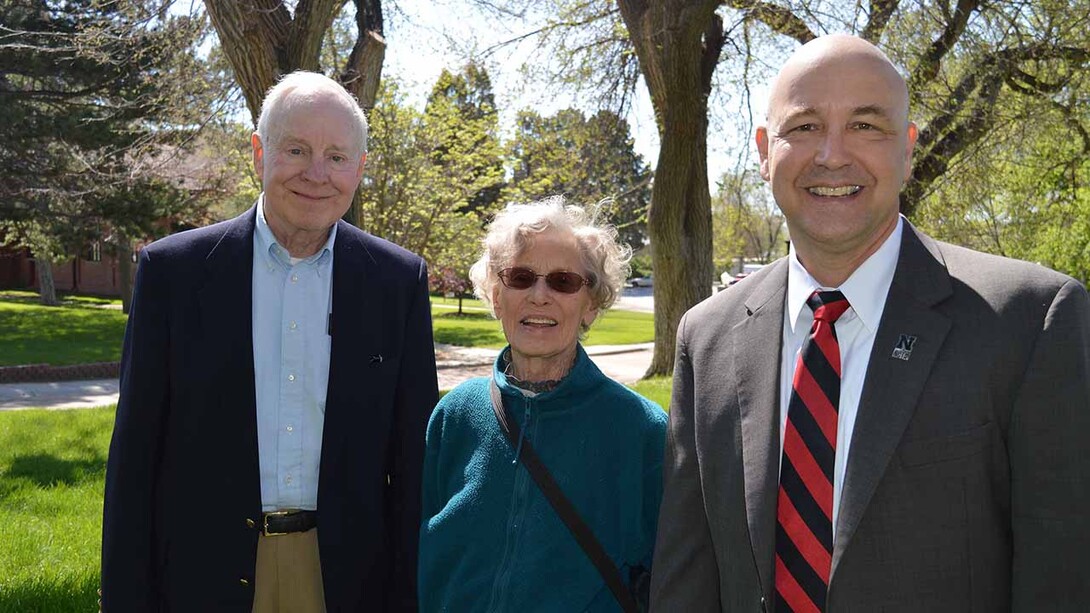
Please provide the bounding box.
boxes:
[0,574,98,613]
[6,453,107,488]
[433,328,505,347]
[436,311,492,320]
[0,290,117,308]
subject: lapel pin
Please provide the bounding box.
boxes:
[370,354,384,365]
[892,334,917,361]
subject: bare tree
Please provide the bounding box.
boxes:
[204,0,386,118]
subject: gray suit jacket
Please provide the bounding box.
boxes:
[651,224,1090,612]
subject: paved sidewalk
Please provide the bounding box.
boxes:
[0,343,654,411]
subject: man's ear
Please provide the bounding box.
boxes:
[251,133,265,178]
[356,152,367,179]
[904,122,918,177]
[755,127,771,182]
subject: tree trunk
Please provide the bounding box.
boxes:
[35,254,58,306]
[204,0,343,123]
[617,0,723,377]
[339,1,386,113]
[341,1,386,227]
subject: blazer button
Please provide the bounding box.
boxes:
[245,518,256,528]
[240,578,250,586]
[759,596,768,612]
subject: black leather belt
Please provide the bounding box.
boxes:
[262,510,317,537]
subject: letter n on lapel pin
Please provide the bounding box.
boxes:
[892,334,917,361]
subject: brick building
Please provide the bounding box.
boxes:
[0,242,137,297]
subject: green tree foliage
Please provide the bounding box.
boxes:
[712,171,786,275]
[912,86,1090,283]
[504,108,652,249]
[426,61,506,216]
[359,71,505,286]
[0,0,214,305]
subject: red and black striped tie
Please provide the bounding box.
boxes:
[775,290,851,613]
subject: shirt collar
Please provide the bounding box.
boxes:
[255,195,337,270]
[786,215,903,335]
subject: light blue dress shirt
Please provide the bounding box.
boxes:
[252,198,335,512]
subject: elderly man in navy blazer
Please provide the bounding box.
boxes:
[102,71,438,611]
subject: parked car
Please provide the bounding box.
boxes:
[628,275,653,288]
[721,263,765,290]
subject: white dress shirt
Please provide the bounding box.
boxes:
[780,217,903,537]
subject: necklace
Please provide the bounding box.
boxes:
[501,350,570,393]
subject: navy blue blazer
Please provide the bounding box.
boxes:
[102,206,438,611]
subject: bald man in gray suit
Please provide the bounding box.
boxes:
[651,35,1090,612]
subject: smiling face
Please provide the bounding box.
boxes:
[756,35,917,282]
[492,229,599,380]
[252,91,366,257]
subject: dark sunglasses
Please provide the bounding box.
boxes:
[497,267,591,294]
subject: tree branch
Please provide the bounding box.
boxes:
[861,0,899,43]
[287,0,345,71]
[340,0,386,111]
[721,0,816,45]
[907,0,980,94]
[700,12,726,94]
[479,8,619,58]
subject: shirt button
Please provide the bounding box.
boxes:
[286,425,294,433]
[288,374,295,382]
[285,475,293,484]
[290,321,297,330]
[291,274,298,283]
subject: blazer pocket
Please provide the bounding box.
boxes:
[899,422,993,467]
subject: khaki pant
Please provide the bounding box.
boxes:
[252,528,326,613]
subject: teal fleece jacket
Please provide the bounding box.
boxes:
[419,345,667,612]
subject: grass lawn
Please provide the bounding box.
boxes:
[0,291,126,367]
[0,293,652,369]
[628,376,673,411]
[0,405,114,612]
[431,298,654,348]
[430,295,488,312]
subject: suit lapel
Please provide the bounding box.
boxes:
[193,207,260,511]
[735,261,789,596]
[196,208,256,378]
[831,224,953,578]
[322,223,384,450]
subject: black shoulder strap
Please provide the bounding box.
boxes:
[490,380,638,613]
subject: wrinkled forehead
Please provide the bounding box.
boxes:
[270,90,363,150]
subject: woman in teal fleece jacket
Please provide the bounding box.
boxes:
[418,197,667,612]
